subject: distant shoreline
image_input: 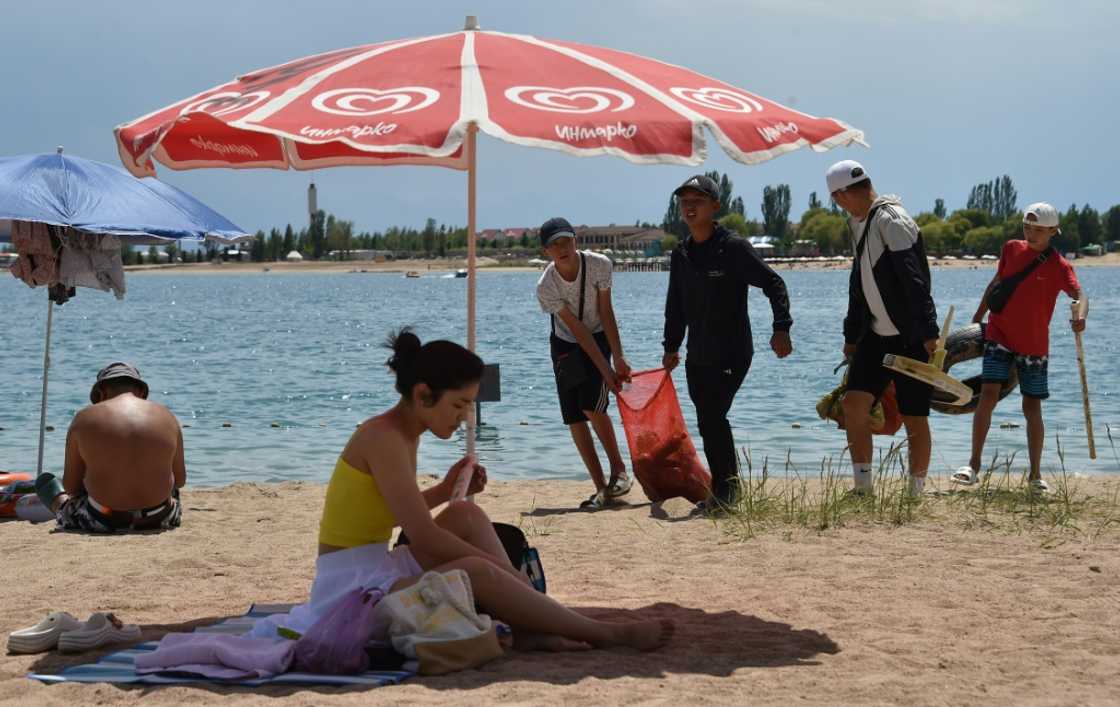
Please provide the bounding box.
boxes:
[125,251,1120,275]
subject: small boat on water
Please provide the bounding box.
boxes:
[454,269,468,278]
[405,271,421,278]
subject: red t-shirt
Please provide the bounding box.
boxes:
[986,239,1079,356]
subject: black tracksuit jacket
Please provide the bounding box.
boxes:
[843,205,939,347]
[662,224,793,367]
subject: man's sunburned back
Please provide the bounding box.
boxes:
[71,395,182,510]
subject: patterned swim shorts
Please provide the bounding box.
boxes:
[56,489,181,533]
[982,342,1049,399]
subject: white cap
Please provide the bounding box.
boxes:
[826,160,870,194]
[1023,202,1061,230]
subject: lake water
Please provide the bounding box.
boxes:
[2,266,1117,486]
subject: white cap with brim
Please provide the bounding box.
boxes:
[1023,202,1061,233]
[826,160,870,194]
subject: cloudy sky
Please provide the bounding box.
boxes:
[1,0,1116,234]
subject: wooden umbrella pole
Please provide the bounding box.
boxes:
[36,296,54,476]
[1070,300,1095,460]
[453,124,479,502]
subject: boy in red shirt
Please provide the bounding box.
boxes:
[953,202,1086,493]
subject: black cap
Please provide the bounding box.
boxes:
[90,362,149,403]
[673,174,720,201]
[538,217,577,247]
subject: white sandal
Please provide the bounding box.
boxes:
[57,612,141,654]
[1029,478,1051,495]
[950,466,980,485]
[6,611,83,654]
[605,471,632,498]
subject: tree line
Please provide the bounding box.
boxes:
[660,172,1120,257]
[119,173,1119,265]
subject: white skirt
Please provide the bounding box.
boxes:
[249,543,422,639]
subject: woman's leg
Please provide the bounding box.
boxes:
[407,501,526,582]
[391,556,672,651]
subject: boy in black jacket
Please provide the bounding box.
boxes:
[662,175,793,512]
[826,160,939,497]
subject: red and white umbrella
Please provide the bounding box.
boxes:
[116,17,864,466]
[117,22,862,175]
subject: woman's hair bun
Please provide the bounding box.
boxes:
[385,327,422,374]
[381,326,484,401]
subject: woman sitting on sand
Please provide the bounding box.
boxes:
[253,328,671,652]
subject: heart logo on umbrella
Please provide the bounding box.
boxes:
[311,87,441,116]
[670,87,764,114]
[504,86,635,114]
[181,91,271,118]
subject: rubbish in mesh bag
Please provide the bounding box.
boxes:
[616,368,711,503]
[816,380,902,436]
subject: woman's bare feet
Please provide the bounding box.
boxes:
[514,631,593,652]
[612,619,674,652]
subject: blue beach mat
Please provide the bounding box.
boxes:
[28,603,414,687]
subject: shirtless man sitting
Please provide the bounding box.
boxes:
[35,362,185,532]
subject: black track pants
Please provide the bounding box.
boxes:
[685,360,750,502]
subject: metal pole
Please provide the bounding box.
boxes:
[36,296,54,476]
[452,124,479,503]
[466,125,478,459]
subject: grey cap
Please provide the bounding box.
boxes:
[90,362,149,403]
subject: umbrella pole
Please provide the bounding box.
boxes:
[452,124,479,503]
[466,124,478,460]
[37,295,54,477]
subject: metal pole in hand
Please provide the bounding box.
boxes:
[1070,300,1095,459]
[37,296,54,476]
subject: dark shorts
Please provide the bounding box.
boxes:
[982,341,1049,399]
[847,333,932,417]
[57,489,181,533]
[550,332,612,425]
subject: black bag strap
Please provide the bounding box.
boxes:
[854,204,885,263]
[1002,246,1054,286]
[550,252,587,337]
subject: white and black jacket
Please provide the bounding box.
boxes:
[844,195,939,346]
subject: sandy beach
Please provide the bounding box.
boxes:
[123,252,1120,276]
[3,475,1119,706]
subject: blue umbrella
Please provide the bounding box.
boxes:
[0,148,249,476]
[0,149,247,243]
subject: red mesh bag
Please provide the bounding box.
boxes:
[877,382,903,436]
[616,368,711,503]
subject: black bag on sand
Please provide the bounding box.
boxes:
[987,246,1053,313]
[395,521,547,594]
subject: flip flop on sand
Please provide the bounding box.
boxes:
[7,611,84,654]
[951,466,980,485]
[57,612,141,654]
[579,491,606,511]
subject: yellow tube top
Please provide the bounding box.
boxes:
[318,457,397,548]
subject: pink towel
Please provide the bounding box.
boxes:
[134,633,295,680]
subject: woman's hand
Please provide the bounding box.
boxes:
[444,455,488,497]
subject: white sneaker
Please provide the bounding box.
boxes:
[57,613,141,654]
[7,611,83,654]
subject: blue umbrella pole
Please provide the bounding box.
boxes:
[36,296,53,477]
